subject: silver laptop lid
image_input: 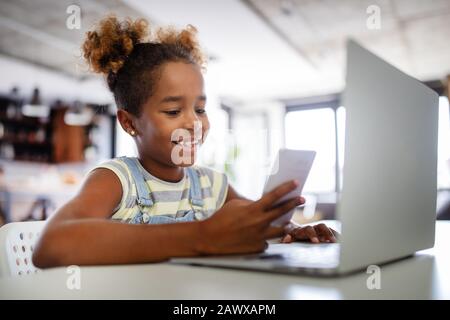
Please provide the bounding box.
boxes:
[337,40,439,273]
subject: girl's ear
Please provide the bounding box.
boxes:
[117,109,137,137]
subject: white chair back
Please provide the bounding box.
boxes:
[0,221,46,277]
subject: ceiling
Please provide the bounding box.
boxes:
[0,0,449,102]
[244,0,450,96]
[0,0,143,79]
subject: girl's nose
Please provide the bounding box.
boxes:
[184,111,200,129]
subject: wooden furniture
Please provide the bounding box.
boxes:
[0,94,111,164]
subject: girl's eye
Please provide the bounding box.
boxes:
[196,108,206,114]
[164,110,180,116]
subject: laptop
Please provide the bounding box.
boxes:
[170,40,439,276]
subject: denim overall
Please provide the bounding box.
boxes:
[121,157,204,224]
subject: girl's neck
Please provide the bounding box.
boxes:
[137,155,185,183]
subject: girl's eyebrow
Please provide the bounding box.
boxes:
[159,95,207,104]
[160,96,182,104]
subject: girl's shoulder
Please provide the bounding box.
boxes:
[94,157,133,177]
[92,157,135,190]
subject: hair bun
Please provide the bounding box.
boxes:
[82,15,148,75]
[156,24,206,69]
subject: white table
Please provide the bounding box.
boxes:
[1,221,449,300]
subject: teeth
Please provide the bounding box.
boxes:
[173,140,200,147]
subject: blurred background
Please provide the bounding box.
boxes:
[0,0,449,226]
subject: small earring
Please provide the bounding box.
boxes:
[129,129,136,136]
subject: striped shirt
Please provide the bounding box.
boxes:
[94,157,229,223]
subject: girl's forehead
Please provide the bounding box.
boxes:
[155,62,204,96]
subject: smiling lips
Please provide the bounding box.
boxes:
[171,139,201,147]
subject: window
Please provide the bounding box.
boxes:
[285,108,336,193]
[284,94,449,193]
[336,106,346,191]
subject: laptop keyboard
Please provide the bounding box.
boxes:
[258,243,340,269]
[170,242,340,272]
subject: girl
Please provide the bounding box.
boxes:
[33,16,337,268]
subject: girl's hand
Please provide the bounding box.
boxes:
[199,180,303,255]
[281,223,339,244]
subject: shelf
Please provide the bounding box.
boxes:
[0,98,113,163]
[0,116,49,128]
[0,138,51,147]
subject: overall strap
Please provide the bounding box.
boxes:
[121,157,154,208]
[186,167,204,209]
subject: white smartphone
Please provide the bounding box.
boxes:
[262,149,316,226]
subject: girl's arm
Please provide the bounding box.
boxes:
[32,169,205,268]
[33,170,301,268]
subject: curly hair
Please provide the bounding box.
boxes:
[82,15,206,116]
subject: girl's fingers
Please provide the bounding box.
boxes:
[292,226,319,243]
[304,226,319,243]
[315,224,336,243]
[330,228,340,239]
[282,224,339,244]
[281,234,293,243]
[254,180,299,211]
[265,197,302,222]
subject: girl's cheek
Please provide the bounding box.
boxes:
[202,119,210,136]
